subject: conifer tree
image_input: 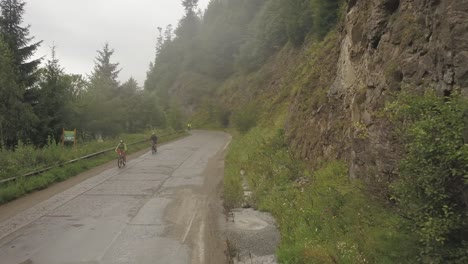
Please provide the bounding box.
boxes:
[176,0,200,39]
[164,24,173,42]
[0,0,42,88]
[0,36,36,147]
[33,47,72,145]
[156,27,163,57]
[181,0,199,14]
[83,43,123,137]
[89,43,121,92]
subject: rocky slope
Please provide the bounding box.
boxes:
[286,0,468,188]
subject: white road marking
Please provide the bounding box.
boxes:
[182,211,197,243]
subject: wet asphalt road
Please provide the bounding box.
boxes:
[0,131,230,264]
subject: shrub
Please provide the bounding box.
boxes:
[311,0,343,39]
[231,104,258,134]
[386,90,468,262]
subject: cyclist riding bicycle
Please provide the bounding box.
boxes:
[115,139,128,162]
[150,132,158,153]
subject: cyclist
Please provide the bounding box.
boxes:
[150,132,158,153]
[115,139,127,162]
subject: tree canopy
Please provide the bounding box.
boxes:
[0,0,42,88]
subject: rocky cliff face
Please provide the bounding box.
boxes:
[287,0,468,188]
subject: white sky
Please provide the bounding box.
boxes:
[23,0,211,86]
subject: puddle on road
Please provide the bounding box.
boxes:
[233,213,269,231]
[224,208,280,264]
[223,170,280,264]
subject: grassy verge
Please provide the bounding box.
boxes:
[224,127,418,263]
[0,130,187,204]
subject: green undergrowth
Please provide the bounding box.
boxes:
[0,130,186,204]
[224,127,418,263]
[386,90,468,262]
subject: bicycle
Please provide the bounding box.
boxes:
[151,142,157,154]
[117,151,126,168]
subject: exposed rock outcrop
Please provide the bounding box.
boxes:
[287,0,468,188]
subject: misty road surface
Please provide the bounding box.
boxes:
[0,131,231,264]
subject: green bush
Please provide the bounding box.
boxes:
[231,104,258,134]
[311,0,343,39]
[386,90,468,262]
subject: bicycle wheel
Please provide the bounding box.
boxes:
[118,157,124,168]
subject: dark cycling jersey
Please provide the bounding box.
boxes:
[150,135,158,144]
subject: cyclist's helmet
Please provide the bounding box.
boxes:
[120,139,123,143]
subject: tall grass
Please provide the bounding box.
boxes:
[224,127,418,263]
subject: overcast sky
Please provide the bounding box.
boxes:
[23,0,211,86]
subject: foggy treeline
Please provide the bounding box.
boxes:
[145,0,341,125]
[0,0,169,148]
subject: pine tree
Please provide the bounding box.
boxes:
[0,36,37,147]
[156,27,163,57]
[176,0,201,39]
[83,43,123,137]
[181,0,199,13]
[164,24,173,42]
[33,46,72,145]
[0,0,42,88]
[119,77,140,132]
[88,43,121,99]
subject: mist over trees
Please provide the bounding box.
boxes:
[0,0,167,148]
[144,0,342,117]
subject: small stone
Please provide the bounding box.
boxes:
[362,110,373,126]
[443,69,455,84]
